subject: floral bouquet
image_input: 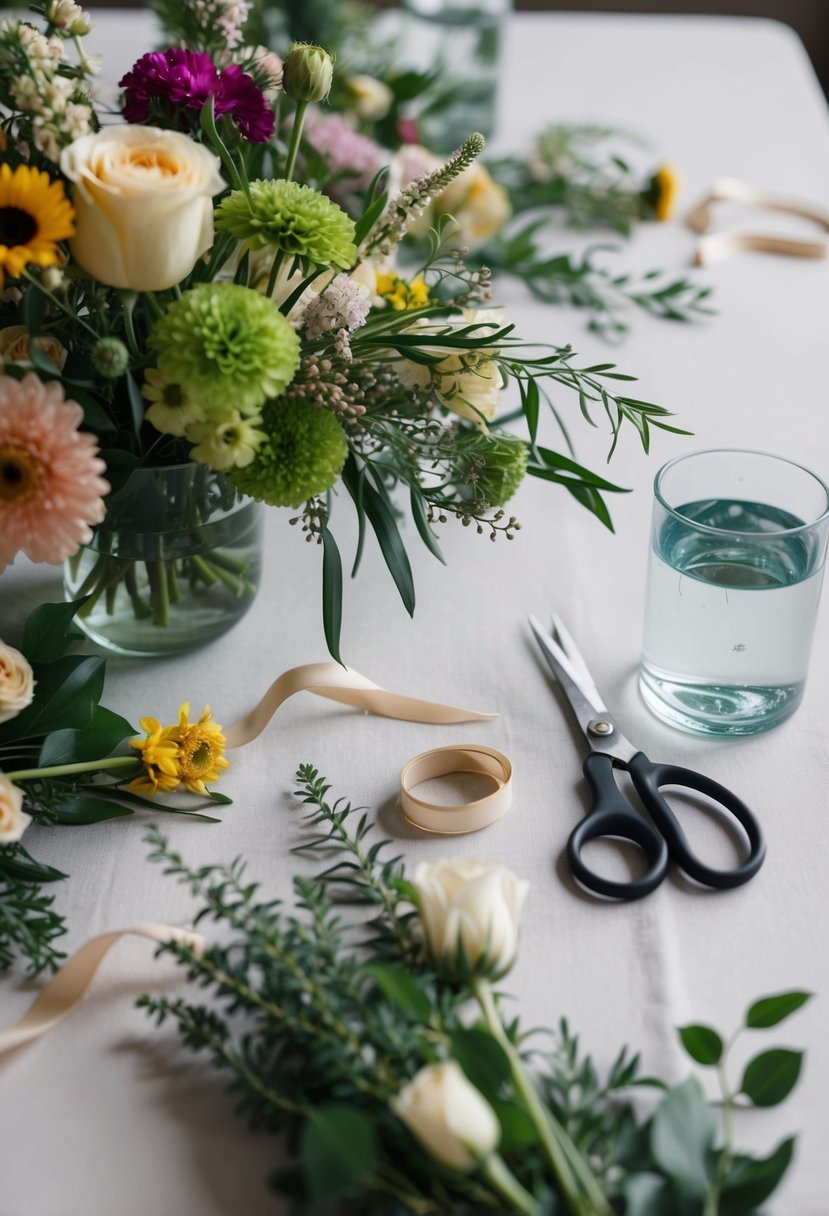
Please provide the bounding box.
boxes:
[0,1,683,658]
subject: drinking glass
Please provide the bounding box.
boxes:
[639,449,829,736]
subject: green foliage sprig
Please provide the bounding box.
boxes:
[140,764,809,1215]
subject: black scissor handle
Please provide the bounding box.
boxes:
[567,753,670,900]
[627,751,766,889]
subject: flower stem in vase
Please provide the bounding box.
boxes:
[145,560,170,628]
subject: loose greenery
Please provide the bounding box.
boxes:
[140,764,808,1214]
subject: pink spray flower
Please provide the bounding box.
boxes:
[0,373,109,569]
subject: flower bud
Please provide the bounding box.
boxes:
[282,43,334,103]
[392,1061,500,1170]
[0,776,31,843]
[0,641,35,724]
[413,858,528,977]
[91,336,129,379]
[477,433,529,506]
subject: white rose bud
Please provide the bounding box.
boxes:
[413,859,528,976]
[0,777,31,843]
[0,641,35,725]
[347,73,393,121]
[60,126,224,292]
[392,1061,500,1170]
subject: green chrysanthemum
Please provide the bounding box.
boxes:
[477,434,529,506]
[229,397,348,508]
[215,180,357,271]
[150,283,301,415]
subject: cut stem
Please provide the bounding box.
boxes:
[6,756,139,782]
[283,98,308,182]
[482,1154,541,1215]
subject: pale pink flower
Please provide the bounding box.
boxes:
[0,372,109,569]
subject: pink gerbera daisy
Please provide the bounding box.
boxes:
[0,373,109,569]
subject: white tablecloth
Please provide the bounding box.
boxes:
[2,11,828,1215]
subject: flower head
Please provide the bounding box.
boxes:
[174,702,230,795]
[0,373,109,570]
[0,325,67,372]
[302,273,370,341]
[128,716,181,796]
[142,368,203,438]
[90,336,129,379]
[120,50,274,143]
[150,282,301,415]
[476,434,528,506]
[0,641,35,725]
[281,43,334,103]
[434,162,511,251]
[304,111,384,193]
[376,271,430,311]
[392,1062,500,1171]
[645,163,681,222]
[187,409,264,470]
[215,180,357,270]
[0,164,75,289]
[229,396,347,508]
[0,776,31,843]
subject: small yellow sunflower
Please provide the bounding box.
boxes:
[0,164,75,289]
[128,716,181,797]
[174,701,230,796]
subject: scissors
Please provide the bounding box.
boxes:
[529,613,766,901]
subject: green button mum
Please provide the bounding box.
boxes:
[149,283,301,416]
[215,180,357,271]
[478,434,529,506]
[229,397,348,508]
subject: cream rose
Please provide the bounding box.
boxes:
[60,125,225,291]
[413,858,528,975]
[347,74,393,121]
[435,163,512,251]
[392,1061,500,1170]
[0,325,67,372]
[396,315,505,428]
[0,642,35,725]
[0,776,31,843]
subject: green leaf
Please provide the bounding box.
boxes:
[53,797,135,825]
[22,283,46,335]
[321,527,343,665]
[745,991,812,1029]
[650,1078,716,1197]
[720,1138,795,1212]
[450,1026,511,1101]
[38,706,136,767]
[521,377,540,445]
[362,471,415,616]
[740,1049,803,1107]
[492,1099,537,1151]
[0,656,105,741]
[409,487,445,564]
[125,370,145,438]
[96,787,221,822]
[678,1024,723,1066]
[622,1172,674,1216]
[21,599,87,663]
[0,845,67,883]
[362,962,431,1021]
[301,1105,377,1201]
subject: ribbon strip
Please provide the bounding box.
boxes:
[686,177,829,266]
[400,744,513,835]
[223,662,496,748]
[0,924,204,1057]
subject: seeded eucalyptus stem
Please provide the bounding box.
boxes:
[473,978,610,1216]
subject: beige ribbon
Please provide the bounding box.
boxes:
[400,744,513,834]
[686,177,829,266]
[0,924,204,1057]
[223,662,496,748]
[1,664,497,1055]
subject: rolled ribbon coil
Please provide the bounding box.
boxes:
[400,744,512,834]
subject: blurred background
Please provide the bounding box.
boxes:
[72,0,829,95]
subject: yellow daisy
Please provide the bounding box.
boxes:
[128,716,181,796]
[174,701,230,796]
[0,164,75,289]
[376,272,430,311]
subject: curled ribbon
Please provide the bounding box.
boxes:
[400,744,513,834]
[1,664,496,1054]
[686,177,829,266]
[0,924,204,1057]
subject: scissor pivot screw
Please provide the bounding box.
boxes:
[588,719,614,737]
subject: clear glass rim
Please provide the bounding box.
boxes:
[654,447,829,537]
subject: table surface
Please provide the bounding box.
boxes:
[2,10,829,1215]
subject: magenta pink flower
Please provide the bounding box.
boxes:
[120,49,274,143]
[0,374,109,570]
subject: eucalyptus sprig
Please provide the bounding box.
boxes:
[140,763,809,1216]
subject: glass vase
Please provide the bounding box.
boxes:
[64,464,263,657]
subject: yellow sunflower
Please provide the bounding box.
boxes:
[173,701,230,796]
[128,716,181,797]
[0,164,75,289]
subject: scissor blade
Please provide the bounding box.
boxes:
[550,610,607,705]
[528,614,607,735]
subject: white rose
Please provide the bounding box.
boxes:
[60,125,225,292]
[347,74,393,121]
[392,1061,500,1170]
[0,642,35,725]
[0,776,31,842]
[413,859,528,974]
